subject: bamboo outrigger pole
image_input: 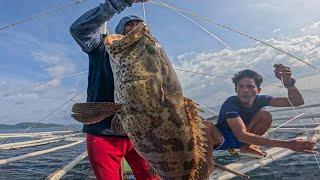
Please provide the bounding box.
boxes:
[215,163,250,179]
[47,151,88,180]
[0,140,84,165]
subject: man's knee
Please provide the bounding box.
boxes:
[255,110,272,125]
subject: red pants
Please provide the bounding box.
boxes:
[86,134,159,180]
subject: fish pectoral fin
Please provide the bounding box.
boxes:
[71,102,122,124]
[71,113,111,125]
[110,114,126,135]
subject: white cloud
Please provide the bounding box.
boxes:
[273,28,281,33]
[301,20,320,32]
[0,31,87,125]
[0,83,86,125]
[32,50,76,83]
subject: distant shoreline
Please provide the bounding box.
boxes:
[0,122,64,130]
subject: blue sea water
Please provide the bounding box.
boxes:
[0,127,320,180]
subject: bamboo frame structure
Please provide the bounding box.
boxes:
[0,133,82,150]
[210,130,320,179]
[0,140,85,165]
[0,131,73,138]
[273,113,320,121]
[0,109,319,179]
[269,102,320,113]
[47,151,88,180]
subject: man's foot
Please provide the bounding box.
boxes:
[239,144,267,158]
[202,121,216,175]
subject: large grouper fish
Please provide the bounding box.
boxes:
[71,23,214,180]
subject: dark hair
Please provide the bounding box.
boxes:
[232,69,263,88]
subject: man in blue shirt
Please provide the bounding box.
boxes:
[209,64,316,156]
[70,0,159,179]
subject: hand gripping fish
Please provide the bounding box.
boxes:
[71,23,214,180]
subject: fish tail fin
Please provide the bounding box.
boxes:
[184,97,212,180]
[71,102,122,124]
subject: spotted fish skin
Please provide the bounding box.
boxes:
[106,23,212,180]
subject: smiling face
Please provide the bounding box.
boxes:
[236,77,261,107]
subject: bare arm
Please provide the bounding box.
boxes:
[269,86,304,107]
[69,0,133,53]
[227,117,316,153]
[269,64,304,107]
[227,117,288,147]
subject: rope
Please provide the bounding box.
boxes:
[149,0,320,72]
[1,68,229,98]
[24,89,85,131]
[277,75,320,169]
[201,106,217,115]
[2,71,88,97]
[151,0,233,50]
[269,113,306,133]
[174,68,230,79]
[269,102,320,113]
[142,2,147,23]
[192,100,217,118]
[0,0,86,31]
[0,88,86,145]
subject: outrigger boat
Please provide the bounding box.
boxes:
[1,107,319,179]
[1,0,320,179]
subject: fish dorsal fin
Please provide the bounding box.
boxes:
[184,97,211,180]
[71,102,122,124]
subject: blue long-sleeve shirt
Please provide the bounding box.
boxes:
[70,0,132,136]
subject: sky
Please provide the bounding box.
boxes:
[1,0,320,125]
